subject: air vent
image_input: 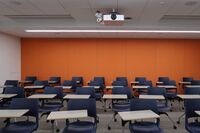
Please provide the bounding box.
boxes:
[161,15,200,21]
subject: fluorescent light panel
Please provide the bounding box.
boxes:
[25,30,200,33]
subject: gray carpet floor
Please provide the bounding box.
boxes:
[0,100,189,133]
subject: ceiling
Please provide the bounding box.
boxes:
[0,0,200,38]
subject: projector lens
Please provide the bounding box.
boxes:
[111,14,117,20]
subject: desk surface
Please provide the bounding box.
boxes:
[0,85,14,88]
[106,86,124,89]
[185,85,200,88]
[195,111,200,116]
[177,94,200,99]
[157,85,177,88]
[139,95,165,100]
[24,85,44,89]
[0,94,17,98]
[130,81,140,84]
[47,110,88,120]
[118,110,160,121]
[0,109,29,118]
[76,81,81,83]
[179,81,191,85]
[83,86,100,89]
[103,94,127,99]
[55,86,72,89]
[19,81,32,83]
[132,85,150,89]
[156,82,163,84]
[64,94,90,99]
[28,94,56,99]
[48,81,57,83]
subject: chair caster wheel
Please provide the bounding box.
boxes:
[104,110,107,112]
[177,121,180,124]
[173,126,177,129]
[170,109,172,112]
[114,119,117,122]
[56,129,60,132]
[108,126,111,130]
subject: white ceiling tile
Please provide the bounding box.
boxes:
[0,2,17,15]
[0,0,42,14]
[28,0,67,15]
[59,0,90,8]
[139,0,177,25]
[166,0,200,15]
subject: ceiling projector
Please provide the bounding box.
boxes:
[95,9,125,25]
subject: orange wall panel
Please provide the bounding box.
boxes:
[21,38,200,93]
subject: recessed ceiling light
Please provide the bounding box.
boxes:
[185,1,198,6]
[10,1,22,6]
[25,30,200,34]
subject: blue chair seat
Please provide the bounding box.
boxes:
[43,102,63,108]
[112,102,130,112]
[39,106,60,113]
[186,122,200,133]
[95,93,102,100]
[0,121,37,133]
[62,121,96,133]
[129,122,164,133]
[166,92,177,98]
[157,102,171,112]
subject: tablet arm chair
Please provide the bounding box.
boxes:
[0,98,39,133]
[62,99,97,133]
[148,87,177,129]
[185,99,200,133]
[129,99,164,133]
[107,87,132,130]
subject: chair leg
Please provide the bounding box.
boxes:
[107,112,117,130]
[177,113,185,124]
[55,120,60,132]
[161,112,177,129]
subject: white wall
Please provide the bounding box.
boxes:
[0,33,21,90]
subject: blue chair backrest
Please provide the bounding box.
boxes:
[135,77,146,83]
[163,80,176,86]
[25,76,37,82]
[94,77,105,84]
[67,99,96,118]
[4,80,18,87]
[72,76,83,84]
[183,77,193,82]
[112,80,128,87]
[130,99,159,114]
[49,76,61,83]
[9,98,39,124]
[44,86,63,99]
[63,80,77,89]
[89,80,104,88]
[112,87,132,99]
[34,80,49,86]
[116,77,128,83]
[191,80,200,85]
[184,87,200,94]
[185,99,200,121]
[76,87,95,98]
[138,80,153,86]
[4,87,25,98]
[148,87,166,96]
[158,77,170,82]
